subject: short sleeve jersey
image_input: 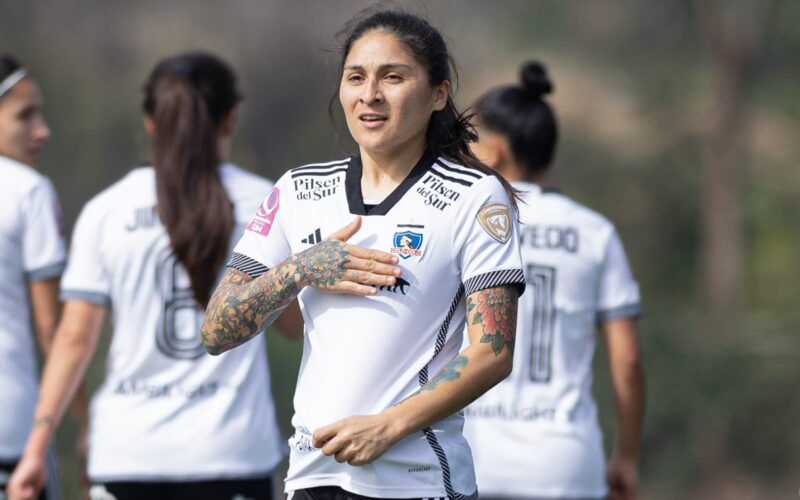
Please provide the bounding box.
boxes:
[463,182,641,498]
[60,164,283,481]
[230,151,525,499]
[0,155,66,459]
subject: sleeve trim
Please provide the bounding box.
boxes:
[228,252,269,278]
[464,269,525,297]
[26,261,66,281]
[61,289,111,307]
[596,303,642,324]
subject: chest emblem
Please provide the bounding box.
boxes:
[391,231,423,259]
[477,202,512,243]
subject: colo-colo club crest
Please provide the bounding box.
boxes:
[391,231,423,259]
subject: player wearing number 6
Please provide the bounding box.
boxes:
[463,62,645,500]
[8,52,300,500]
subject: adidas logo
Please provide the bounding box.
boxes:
[301,228,322,245]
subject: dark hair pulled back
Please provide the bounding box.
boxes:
[336,9,518,206]
[474,61,558,174]
[142,51,241,306]
[0,54,22,82]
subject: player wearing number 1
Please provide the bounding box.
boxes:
[8,52,299,500]
[463,62,646,500]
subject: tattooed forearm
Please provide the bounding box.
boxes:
[467,286,518,356]
[200,240,350,355]
[422,355,468,392]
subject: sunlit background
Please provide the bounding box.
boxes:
[2,0,799,498]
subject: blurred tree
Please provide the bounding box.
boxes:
[695,0,771,328]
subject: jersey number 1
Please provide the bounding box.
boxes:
[156,251,206,360]
[528,264,556,383]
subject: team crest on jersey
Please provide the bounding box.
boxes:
[391,231,423,259]
[246,187,280,237]
[477,202,512,243]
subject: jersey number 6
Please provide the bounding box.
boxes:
[155,251,206,360]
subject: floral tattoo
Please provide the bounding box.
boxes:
[467,286,517,356]
[200,240,350,355]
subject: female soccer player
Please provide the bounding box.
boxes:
[201,10,525,500]
[463,62,646,500]
[0,54,73,500]
[8,52,298,500]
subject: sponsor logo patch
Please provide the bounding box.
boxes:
[246,187,280,237]
[391,231,423,259]
[477,202,512,243]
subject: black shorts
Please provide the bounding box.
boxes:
[289,486,445,500]
[89,477,273,500]
[0,454,61,500]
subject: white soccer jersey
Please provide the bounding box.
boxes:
[230,151,525,499]
[0,155,66,460]
[60,164,283,481]
[463,181,641,498]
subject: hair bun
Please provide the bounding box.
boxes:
[520,61,553,98]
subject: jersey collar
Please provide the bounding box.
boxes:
[346,148,438,216]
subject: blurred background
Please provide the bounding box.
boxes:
[2,0,798,498]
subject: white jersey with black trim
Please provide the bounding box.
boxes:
[463,181,641,498]
[60,164,283,481]
[230,151,525,499]
[0,155,66,460]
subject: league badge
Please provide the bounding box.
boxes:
[391,231,423,259]
[477,202,512,243]
[246,187,280,237]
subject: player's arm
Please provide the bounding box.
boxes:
[8,300,106,500]
[28,279,91,482]
[200,217,400,355]
[312,285,516,466]
[602,317,645,500]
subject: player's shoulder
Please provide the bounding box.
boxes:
[0,155,52,198]
[538,189,614,233]
[220,163,274,199]
[285,157,351,183]
[79,166,154,220]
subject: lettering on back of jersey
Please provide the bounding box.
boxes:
[246,187,280,237]
[477,202,512,243]
[126,206,159,232]
[294,175,342,201]
[520,225,579,253]
[415,173,463,211]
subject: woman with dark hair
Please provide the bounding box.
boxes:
[8,51,298,500]
[201,9,525,500]
[463,62,645,500]
[0,53,78,500]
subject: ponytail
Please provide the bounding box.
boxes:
[143,52,241,306]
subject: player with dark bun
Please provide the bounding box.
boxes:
[463,61,645,500]
[202,9,525,500]
[8,51,299,500]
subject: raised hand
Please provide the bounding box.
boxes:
[293,216,401,295]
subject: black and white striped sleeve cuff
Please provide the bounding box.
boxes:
[26,261,66,281]
[596,303,642,324]
[61,289,111,307]
[227,252,269,278]
[464,269,526,297]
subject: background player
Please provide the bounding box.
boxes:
[8,51,300,500]
[201,9,525,500]
[463,61,646,500]
[0,53,86,500]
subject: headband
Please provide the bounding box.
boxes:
[0,69,28,98]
